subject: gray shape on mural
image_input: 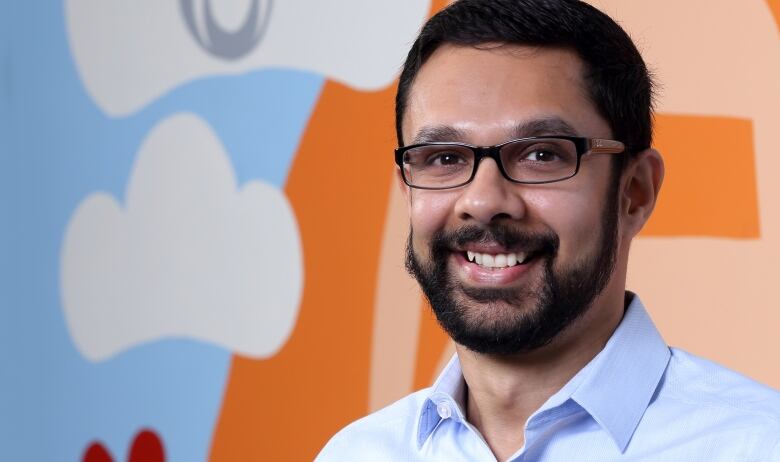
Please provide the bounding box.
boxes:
[181,0,273,60]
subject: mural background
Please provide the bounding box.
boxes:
[0,0,778,460]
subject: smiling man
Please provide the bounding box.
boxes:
[316,1,780,460]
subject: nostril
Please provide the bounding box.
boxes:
[458,210,473,221]
[490,212,513,222]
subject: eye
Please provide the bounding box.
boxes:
[523,149,561,162]
[426,151,468,166]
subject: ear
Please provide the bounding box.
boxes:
[620,148,664,239]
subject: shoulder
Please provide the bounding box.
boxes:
[665,348,780,412]
[661,348,780,436]
[314,388,431,461]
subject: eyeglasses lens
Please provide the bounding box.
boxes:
[402,138,579,188]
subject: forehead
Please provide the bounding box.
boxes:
[403,44,610,145]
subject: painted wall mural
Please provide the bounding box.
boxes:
[0,1,777,461]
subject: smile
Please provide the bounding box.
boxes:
[465,251,532,269]
[454,247,543,286]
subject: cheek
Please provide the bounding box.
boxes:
[409,190,459,242]
[529,189,605,258]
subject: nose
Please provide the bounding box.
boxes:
[453,158,527,224]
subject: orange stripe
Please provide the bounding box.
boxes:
[767,0,780,30]
[430,0,450,16]
[208,81,397,461]
[643,114,760,238]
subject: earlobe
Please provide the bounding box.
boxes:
[622,148,665,238]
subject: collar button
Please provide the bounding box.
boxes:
[436,403,452,419]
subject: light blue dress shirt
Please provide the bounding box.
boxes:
[316,295,780,461]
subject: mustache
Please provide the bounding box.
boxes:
[430,224,560,254]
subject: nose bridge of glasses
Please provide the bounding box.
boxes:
[474,145,501,158]
[473,145,511,180]
[456,146,527,223]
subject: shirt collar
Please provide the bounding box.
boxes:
[416,354,467,448]
[415,293,670,452]
[570,293,670,451]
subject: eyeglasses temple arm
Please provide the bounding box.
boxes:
[589,138,625,154]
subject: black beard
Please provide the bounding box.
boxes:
[405,191,619,356]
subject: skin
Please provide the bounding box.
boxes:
[400,44,664,461]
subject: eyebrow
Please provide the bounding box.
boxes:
[410,117,581,145]
[411,125,467,144]
[512,117,580,138]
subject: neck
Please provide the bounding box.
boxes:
[457,289,626,461]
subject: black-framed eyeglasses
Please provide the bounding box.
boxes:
[394,136,625,190]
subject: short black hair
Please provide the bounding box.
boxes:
[396,0,654,160]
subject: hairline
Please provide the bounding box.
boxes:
[398,42,607,147]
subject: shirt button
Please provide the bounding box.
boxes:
[436,403,452,419]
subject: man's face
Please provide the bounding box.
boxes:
[402,44,622,355]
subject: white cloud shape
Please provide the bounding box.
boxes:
[60,113,302,362]
[65,0,430,116]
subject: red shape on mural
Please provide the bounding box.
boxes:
[83,442,113,462]
[82,428,165,462]
[128,429,165,462]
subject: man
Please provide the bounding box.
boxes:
[316,0,780,460]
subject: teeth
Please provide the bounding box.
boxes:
[465,251,528,268]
